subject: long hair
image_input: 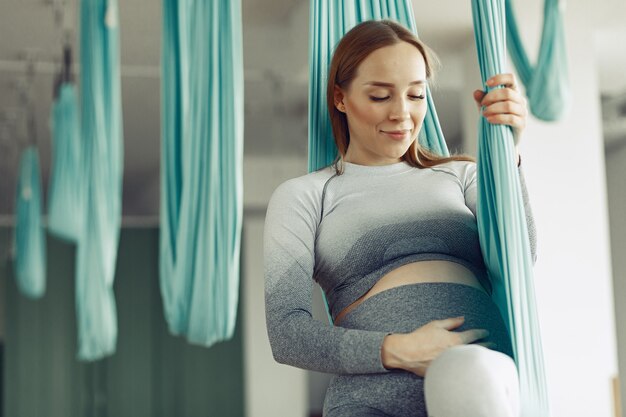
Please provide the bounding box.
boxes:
[326,20,474,174]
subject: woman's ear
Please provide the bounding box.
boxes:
[334,85,346,113]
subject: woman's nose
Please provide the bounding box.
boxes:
[389,98,410,121]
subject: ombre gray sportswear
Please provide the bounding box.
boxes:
[263,160,536,375]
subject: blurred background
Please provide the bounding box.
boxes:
[1,0,626,416]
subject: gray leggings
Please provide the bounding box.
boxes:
[323,282,518,417]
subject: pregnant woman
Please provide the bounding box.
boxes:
[264,19,535,417]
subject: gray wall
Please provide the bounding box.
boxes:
[606,141,626,416]
[1,227,244,417]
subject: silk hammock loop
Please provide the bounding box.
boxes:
[76,0,124,361]
[160,0,243,346]
[14,145,46,299]
[48,83,83,241]
[472,1,549,415]
[308,1,558,415]
[506,0,569,121]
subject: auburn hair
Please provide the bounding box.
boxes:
[326,19,474,174]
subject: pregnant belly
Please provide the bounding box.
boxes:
[336,281,513,359]
[334,260,488,325]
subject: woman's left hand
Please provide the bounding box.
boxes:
[473,73,527,165]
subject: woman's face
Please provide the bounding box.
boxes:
[335,41,428,166]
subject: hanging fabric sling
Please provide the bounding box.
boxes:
[48,83,83,241]
[505,0,569,121]
[75,0,124,361]
[472,1,549,414]
[14,145,46,299]
[160,0,243,346]
[308,0,562,414]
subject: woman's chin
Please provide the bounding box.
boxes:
[385,145,412,159]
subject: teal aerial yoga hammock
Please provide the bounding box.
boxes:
[505,0,569,121]
[160,0,243,346]
[14,146,46,299]
[76,0,124,361]
[472,0,549,414]
[308,1,558,415]
[48,83,83,242]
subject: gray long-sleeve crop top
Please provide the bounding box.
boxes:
[263,159,536,375]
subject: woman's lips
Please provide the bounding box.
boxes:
[381,130,410,140]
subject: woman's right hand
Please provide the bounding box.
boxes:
[381,316,495,377]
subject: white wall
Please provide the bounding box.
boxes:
[524,7,618,416]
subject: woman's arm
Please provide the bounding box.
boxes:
[471,73,537,262]
[264,178,392,374]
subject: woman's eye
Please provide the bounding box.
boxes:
[369,95,425,102]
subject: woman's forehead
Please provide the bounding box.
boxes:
[355,43,427,83]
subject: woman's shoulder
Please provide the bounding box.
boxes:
[268,165,336,211]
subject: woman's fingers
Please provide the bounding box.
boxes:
[475,73,527,142]
[482,100,526,118]
[482,101,527,134]
[480,87,526,108]
[473,89,486,109]
[436,316,466,331]
[485,114,525,132]
[486,73,518,89]
[401,319,499,376]
[434,317,491,345]
[458,328,490,344]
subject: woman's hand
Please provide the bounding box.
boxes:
[473,73,527,165]
[381,316,494,377]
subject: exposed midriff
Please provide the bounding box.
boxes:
[334,260,487,325]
